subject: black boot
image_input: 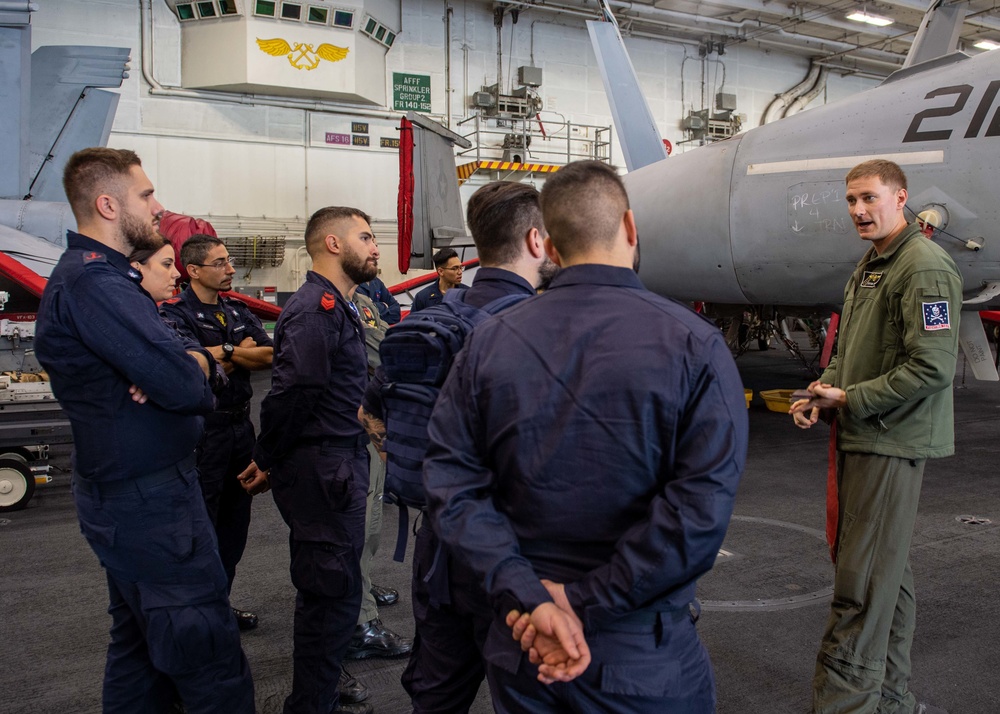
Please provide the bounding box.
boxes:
[339,668,369,704]
[370,584,399,607]
[345,618,413,659]
[231,607,258,631]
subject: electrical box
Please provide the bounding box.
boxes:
[517,65,543,87]
[716,92,737,111]
[682,114,705,131]
[473,91,495,108]
[477,84,541,119]
[683,108,742,141]
[232,285,278,304]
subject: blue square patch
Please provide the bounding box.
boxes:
[922,301,951,331]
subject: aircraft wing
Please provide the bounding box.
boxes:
[0,225,63,280]
[27,46,130,202]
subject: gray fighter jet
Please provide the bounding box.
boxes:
[589,0,1000,379]
[0,6,129,510]
[0,5,128,274]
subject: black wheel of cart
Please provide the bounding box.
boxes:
[1,447,33,464]
[0,456,35,512]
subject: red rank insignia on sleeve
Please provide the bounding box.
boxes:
[320,292,337,311]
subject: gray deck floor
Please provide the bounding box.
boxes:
[2,343,998,713]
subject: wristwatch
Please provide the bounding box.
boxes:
[221,343,235,362]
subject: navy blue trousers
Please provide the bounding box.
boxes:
[270,441,369,714]
[486,606,716,714]
[196,415,255,592]
[73,459,254,714]
[401,518,493,714]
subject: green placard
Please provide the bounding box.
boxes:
[393,73,432,113]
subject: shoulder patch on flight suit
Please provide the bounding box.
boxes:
[126,268,143,283]
[922,301,951,331]
[860,271,883,288]
[320,292,337,311]
[82,251,106,265]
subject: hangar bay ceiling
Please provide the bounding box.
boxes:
[488,0,1000,76]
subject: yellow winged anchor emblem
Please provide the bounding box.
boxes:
[256,38,349,71]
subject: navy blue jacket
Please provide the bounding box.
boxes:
[410,280,467,313]
[461,267,534,309]
[160,287,273,409]
[35,231,216,482]
[424,264,748,629]
[253,271,368,471]
[356,277,401,324]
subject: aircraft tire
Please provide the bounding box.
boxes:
[0,456,35,512]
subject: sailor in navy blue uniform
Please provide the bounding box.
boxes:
[365,181,556,714]
[239,207,380,714]
[423,162,748,713]
[160,234,273,630]
[35,148,254,714]
[356,275,401,324]
[409,247,468,313]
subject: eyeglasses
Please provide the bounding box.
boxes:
[191,257,237,269]
[442,265,464,272]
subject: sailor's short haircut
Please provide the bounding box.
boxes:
[466,182,544,266]
[304,206,372,257]
[846,159,908,191]
[539,160,629,259]
[432,248,459,268]
[63,147,142,222]
[180,234,226,268]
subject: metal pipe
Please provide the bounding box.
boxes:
[811,61,886,81]
[445,2,453,127]
[762,62,821,126]
[496,8,503,94]
[667,0,900,39]
[785,67,829,117]
[493,0,905,66]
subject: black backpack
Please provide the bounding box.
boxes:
[378,288,529,560]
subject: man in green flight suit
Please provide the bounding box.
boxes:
[791,159,961,714]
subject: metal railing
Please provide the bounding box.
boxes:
[455,113,613,166]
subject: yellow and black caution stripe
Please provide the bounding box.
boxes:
[456,160,562,183]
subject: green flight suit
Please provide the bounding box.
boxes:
[354,291,389,624]
[814,223,962,714]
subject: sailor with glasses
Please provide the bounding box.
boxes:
[409,248,468,313]
[160,233,274,632]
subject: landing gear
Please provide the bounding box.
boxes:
[720,306,829,375]
[0,451,35,512]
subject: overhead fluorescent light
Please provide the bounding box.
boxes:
[974,40,1000,51]
[846,11,894,27]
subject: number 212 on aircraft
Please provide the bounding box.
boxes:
[904,80,1000,142]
